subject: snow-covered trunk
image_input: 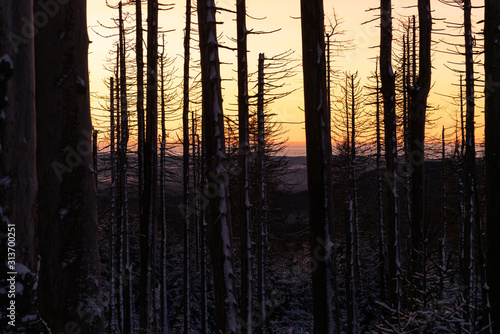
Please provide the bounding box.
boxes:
[237,1,253,333]
[197,0,238,332]
[462,0,476,328]
[140,0,159,331]
[193,109,200,270]
[256,53,267,334]
[118,5,133,331]
[108,77,118,332]
[375,60,387,304]
[380,0,401,314]
[300,1,337,332]
[182,1,192,331]
[408,0,431,304]
[0,2,39,331]
[34,0,105,330]
[160,53,170,334]
[136,0,145,217]
[484,2,500,331]
[403,32,412,247]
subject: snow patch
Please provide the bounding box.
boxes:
[0,54,14,70]
[0,176,11,188]
[59,208,69,220]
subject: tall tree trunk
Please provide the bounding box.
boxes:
[256,53,267,334]
[375,59,387,305]
[118,4,133,331]
[108,77,118,333]
[237,1,252,333]
[380,0,400,313]
[462,1,476,328]
[408,0,431,303]
[0,2,39,331]
[183,0,192,332]
[140,0,159,331]
[34,0,105,331]
[197,0,238,332]
[484,0,500,331]
[159,52,170,334]
[136,0,145,216]
[300,1,337,332]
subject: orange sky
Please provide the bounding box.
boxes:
[87,0,485,148]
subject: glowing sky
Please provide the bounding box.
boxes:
[87,0,485,147]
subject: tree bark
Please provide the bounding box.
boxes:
[484,0,500,332]
[197,0,238,332]
[300,1,337,332]
[408,0,431,303]
[256,52,267,334]
[182,1,192,333]
[0,2,39,331]
[34,0,105,331]
[380,0,400,313]
[237,1,252,333]
[140,0,159,331]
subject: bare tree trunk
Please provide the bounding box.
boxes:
[136,0,145,218]
[93,130,98,191]
[256,53,267,334]
[140,0,159,331]
[108,77,118,333]
[34,0,105,331]
[197,0,238,332]
[159,52,170,334]
[300,1,337,332]
[237,1,252,332]
[380,0,401,313]
[375,60,387,305]
[118,5,133,331]
[483,1,500,331]
[408,0,431,304]
[441,127,447,272]
[182,1,192,332]
[0,2,39,331]
[199,135,209,334]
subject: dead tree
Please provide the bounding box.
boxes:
[118,4,133,331]
[408,0,431,303]
[140,0,159,331]
[34,0,105,331]
[256,52,267,334]
[237,0,253,332]
[380,0,401,313]
[484,0,500,331]
[197,0,238,332]
[182,0,192,332]
[136,0,145,224]
[300,1,337,332]
[159,49,170,334]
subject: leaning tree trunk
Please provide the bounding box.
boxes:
[140,0,159,332]
[237,0,252,332]
[34,0,105,331]
[197,0,238,332]
[484,0,500,332]
[300,1,337,333]
[380,0,401,313]
[0,2,39,331]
